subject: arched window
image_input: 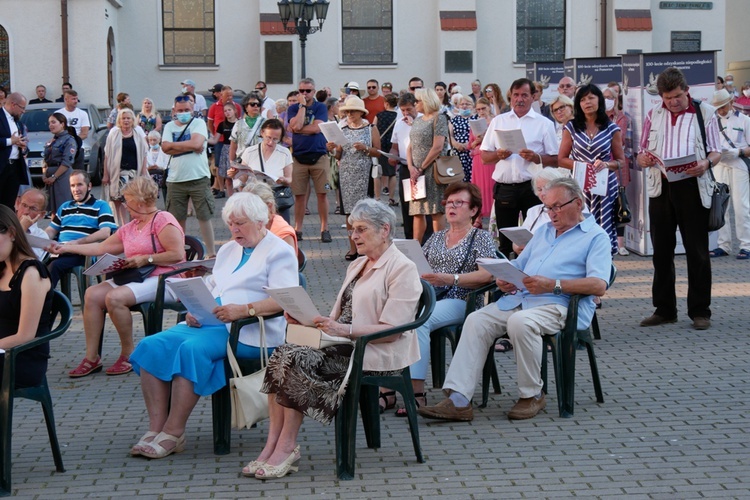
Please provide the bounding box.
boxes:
[0,25,9,89]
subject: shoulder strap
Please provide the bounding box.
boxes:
[257,146,265,173]
[693,99,709,154]
[716,113,737,148]
[165,118,195,168]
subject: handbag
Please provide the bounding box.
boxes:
[432,114,462,185]
[615,165,632,224]
[707,167,730,231]
[107,213,160,286]
[258,147,295,211]
[227,316,270,430]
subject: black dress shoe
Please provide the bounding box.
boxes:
[640,314,677,327]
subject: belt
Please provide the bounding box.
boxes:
[8,158,22,164]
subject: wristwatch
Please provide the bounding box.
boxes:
[707,159,714,169]
[147,255,154,264]
[453,274,460,286]
[247,303,256,317]
[553,279,562,296]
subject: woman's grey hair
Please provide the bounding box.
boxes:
[348,198,396,241]
[275,98,287,111]
[147,130,161,141]
[242,181,276,215]
[544,177,584,203]
[222,192,269,226]
[533,167,566,185]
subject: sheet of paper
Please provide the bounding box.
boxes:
[319,121,349,146]
[494,129,527,154]
[499,227,534,247]
[25,233,51,249]
[82,253,128,276]
[468,119,488,137]
[166,277,223,326]
[572,161,608,196]
[262,285,321,326]
[378,150,406,164]
[476,257,529,290]
[0,348,4,355]
[394,239,432,276]
[644,152,696,182]
[171,258,216,271]
[401,176,426,202]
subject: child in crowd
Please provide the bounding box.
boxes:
[145,130,168,198]
[215,102,239,197]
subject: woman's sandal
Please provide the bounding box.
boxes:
[130,431,159,456]
[105,355,132,376]
[494,339,513,353]
[388,198,399,207]
[139,432,186,459]
[395,393,426,417]
[243,445,299,477]
[254,448,301,480]
[68,356,103,378]
[379,391,397,414]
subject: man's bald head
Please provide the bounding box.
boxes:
[558,77,576,98]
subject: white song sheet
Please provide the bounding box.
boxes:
[165,277,223,326]
[263,286,322,326]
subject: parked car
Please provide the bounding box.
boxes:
[20,103,109,185]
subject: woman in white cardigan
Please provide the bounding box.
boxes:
[129,192,298,459]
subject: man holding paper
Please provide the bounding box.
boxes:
[636,67,721,331]
[419,178,611,422]
[480,78,559,256]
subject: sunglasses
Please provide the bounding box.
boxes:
[409,86,422,91]
[367,86,377,90]
[255,86,266,91]
[247,102,260,107]
[298,88,313,93]
[484,89,493,93]
[559,84,573,88]
[174,95,191,103]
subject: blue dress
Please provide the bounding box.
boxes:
[564,121,620,254]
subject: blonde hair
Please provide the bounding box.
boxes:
[116,108,137,128]
[140,98,157,118]
[415,88,441,114]
[549,95,574,109]
[121,176,158,205]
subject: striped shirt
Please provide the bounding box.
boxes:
[49,196,118,243]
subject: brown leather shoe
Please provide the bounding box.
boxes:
[639,314,677,327]
[418,398,474,422]
[507,394,546,420]
[692,317,711,330]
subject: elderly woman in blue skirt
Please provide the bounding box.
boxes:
[129,192,298,459]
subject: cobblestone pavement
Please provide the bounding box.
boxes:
[7,188,750,498]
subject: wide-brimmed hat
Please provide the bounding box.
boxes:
[711,89,733,108]
[339,96,368,116]
[346,81,360,91]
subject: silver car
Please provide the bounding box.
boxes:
[19,103,108,185]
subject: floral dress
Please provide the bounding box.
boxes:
[338,123,373,214]
[409,114,448,216]
[450,115,472,182]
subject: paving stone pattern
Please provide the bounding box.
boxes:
[8,188,750,498]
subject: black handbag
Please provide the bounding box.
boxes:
[706,168,730,231]
[615,166,632,224]
[107,213,160,285]
[258,147,295,211]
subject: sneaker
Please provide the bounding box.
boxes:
[692,317,711,330]
[507,393,546,420]
[617,247,629,256]
[418,398,474,422]
[321,230,332,243]
[640,313,678,327]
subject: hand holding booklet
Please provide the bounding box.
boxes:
[319,121,349,146]
[572,161,608,196]
[494,129,527,154]
[476,257,529,290]
[83,253,129,276]
[499,227,534,247]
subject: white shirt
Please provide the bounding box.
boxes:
[28,223,49,260]
[3,107,20,159]
[390,112,423,164]
[240,143,293,182]
[194,94,208,115]
[261,96,276,118]
[480,108,559,184]
[717,110,750,170]
[56,107,90,135]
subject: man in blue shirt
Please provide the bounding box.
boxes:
[419,177,612,421]
[45,170,118,287]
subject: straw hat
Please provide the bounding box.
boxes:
[711,89,733,108]
[339,96,368,116]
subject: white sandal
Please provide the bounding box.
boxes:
[243,445,299,477]
[130,431,159,456]
[139,432,186,459]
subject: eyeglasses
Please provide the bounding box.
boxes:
[255,86,266,91]
[551,106,569,114]
[14,102,26,112]
[442,199,470,208]
[298,88,313,93]
[409,86,422,91]
[18,202,43,213]
[247,102,260,107]
[262,136,280,143]
[174,95,191,103]
[347,226,372,236]
[367,86,377,90]
[542,198,577,213]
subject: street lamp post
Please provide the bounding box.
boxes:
[277,0,329,79]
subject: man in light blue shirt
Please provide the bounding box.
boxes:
[420,177,612,422]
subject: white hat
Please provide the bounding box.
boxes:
[346,81,360,91]
[711,89,733,108]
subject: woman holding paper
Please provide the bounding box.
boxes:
[558,84,624,256]
[326,96,382,260]
[468,97,496,220]
[408,88,448,242]
[128,192,297,459]
[50,177,185,378]
[398,183,496,414]
[246,199,420,479]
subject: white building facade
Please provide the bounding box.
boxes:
[0,0,746,110]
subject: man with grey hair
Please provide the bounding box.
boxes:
[289,77,331,243]
[15,188,50,260]
[557,76,576,99]
[0,92,29,208]
[419,177,612,422]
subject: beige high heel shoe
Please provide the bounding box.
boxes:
[243,445,300,477]
[254,447,301,480]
